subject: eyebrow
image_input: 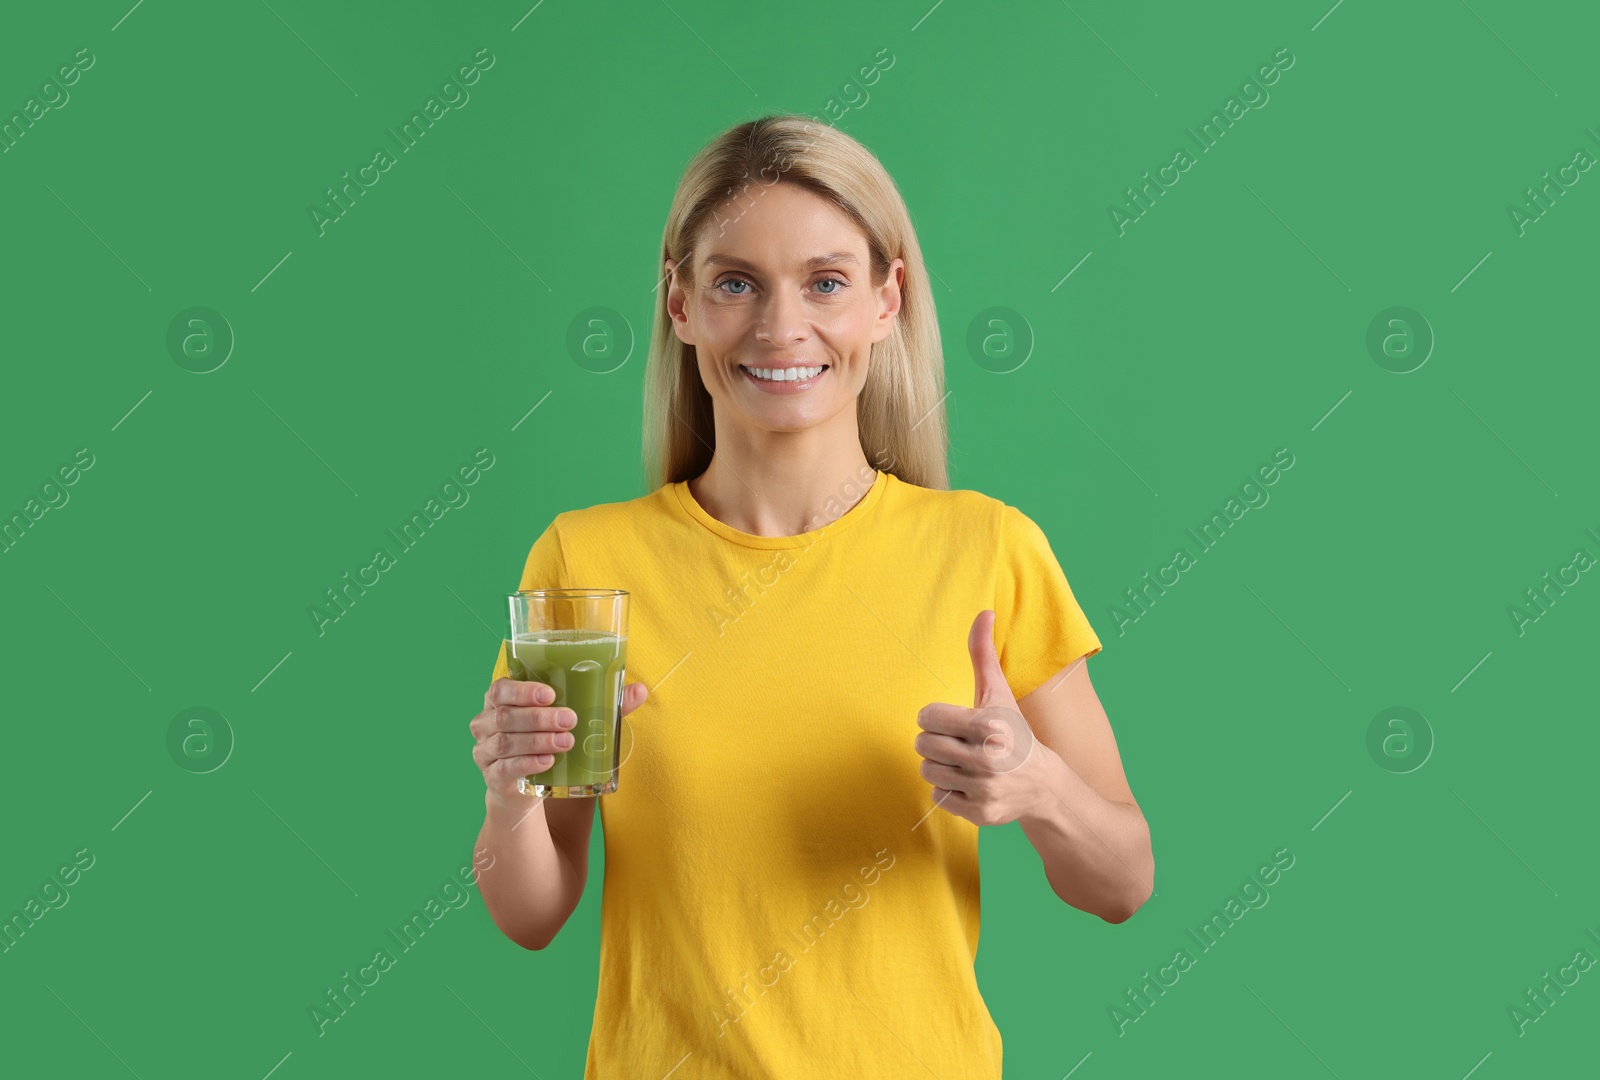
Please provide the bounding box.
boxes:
[702,252,860,272]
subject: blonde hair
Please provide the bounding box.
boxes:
[641,115,948,492]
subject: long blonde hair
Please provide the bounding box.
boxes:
[641,115,948,492]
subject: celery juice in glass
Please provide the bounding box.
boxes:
[505,590,629,797]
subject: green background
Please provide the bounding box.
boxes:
[2,0,1595,1076]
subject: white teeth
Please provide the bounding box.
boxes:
[747,365,824,382]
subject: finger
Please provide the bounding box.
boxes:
[488,677,557,707]
[619,682,650,718]
[914,731,973,767]
[476,739,556,775]
[917,702,987,741]
[486,730,575,761]
[491,754,555,783]
[928,787,966,816]
[919,758,970,793]
[931,787,983,823]
[476,704,578,737]
[975,726,1033,776]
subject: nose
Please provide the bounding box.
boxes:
[754,288,807,346]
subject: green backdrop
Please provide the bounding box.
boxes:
[2,1,1595,1076]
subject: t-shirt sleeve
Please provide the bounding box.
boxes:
[487,518,569,686]
[993,504,1102,700]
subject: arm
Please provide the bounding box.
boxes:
[475,794,596,950]
[1013,656,1154,923]
[469,677,649,949]
[915,610,1153,924]
[474,516,621,949]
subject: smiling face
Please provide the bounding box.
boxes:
[666,182,904,436]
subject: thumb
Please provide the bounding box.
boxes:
[621,681,649,717]
[968,610,1015,710]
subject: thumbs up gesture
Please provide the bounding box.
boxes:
[915,610,1054,827]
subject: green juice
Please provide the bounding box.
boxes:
[503,629,628,795]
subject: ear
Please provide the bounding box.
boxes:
[870,257,905,343]
[664,258,694,345]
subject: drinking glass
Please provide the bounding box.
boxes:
[504,589,629,797]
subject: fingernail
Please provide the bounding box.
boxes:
[556,732,575,749]
[537,687,554,704]
[558,710,576,728]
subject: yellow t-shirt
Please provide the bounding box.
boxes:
[489,468,1102,1078]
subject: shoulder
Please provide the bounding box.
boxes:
[884,474,1019,535]
[546,485,676,539]
[886,476,1064,567]
[885,473,1000,517]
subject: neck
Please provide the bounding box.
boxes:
[687,414,878,538]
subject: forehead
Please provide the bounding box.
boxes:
[695,183,867,269]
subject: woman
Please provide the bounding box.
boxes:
[470,114,1153,1078]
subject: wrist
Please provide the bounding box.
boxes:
[1017,743,1072,831]
[485,788,541,826]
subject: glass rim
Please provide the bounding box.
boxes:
[509,588,628,599]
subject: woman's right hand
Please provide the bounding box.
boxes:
[470,678,649,807]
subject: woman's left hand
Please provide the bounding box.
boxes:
[914,610,1057,827]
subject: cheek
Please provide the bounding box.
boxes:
[822,304,879,348]
[819,301,867,329]
[695,354,726,390]
[695,303,750,345]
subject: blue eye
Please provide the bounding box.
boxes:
[714,275,848,296]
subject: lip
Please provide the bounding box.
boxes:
[739,364,829,393]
